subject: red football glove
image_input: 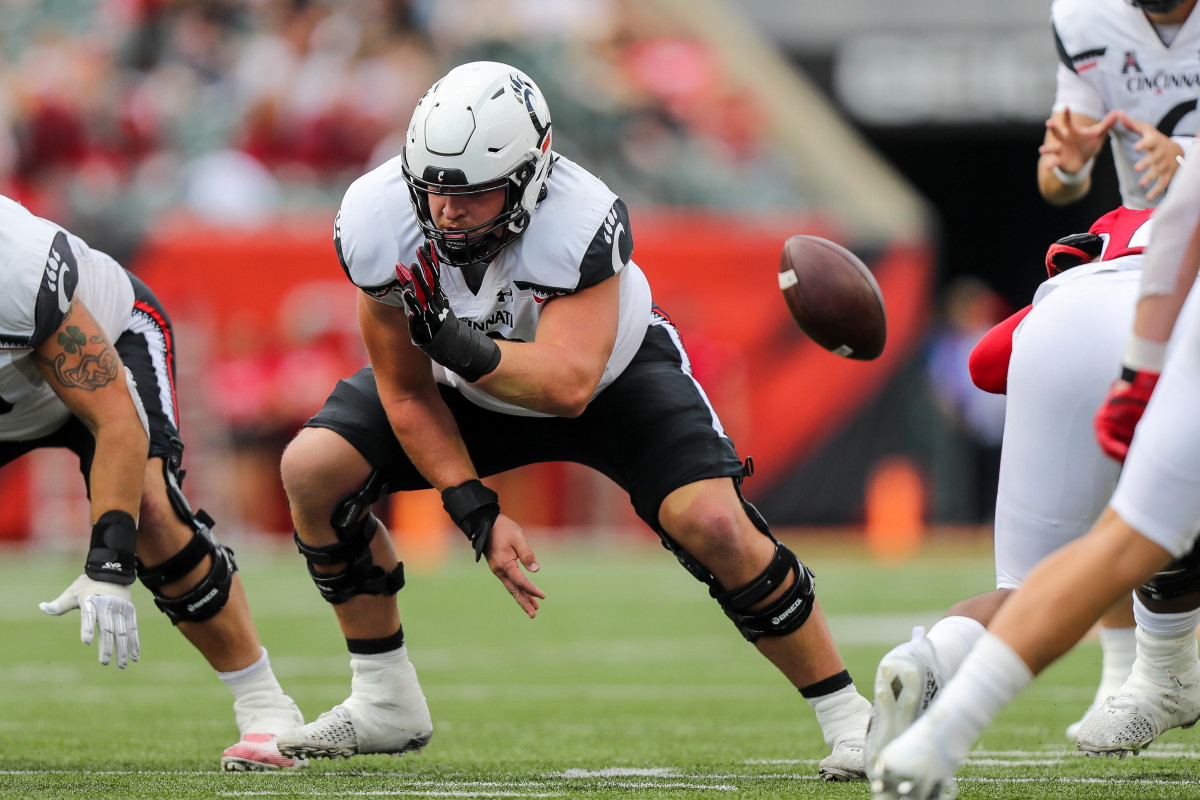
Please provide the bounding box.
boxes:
[1045,232,1104,278]
[1094,368,1159,463]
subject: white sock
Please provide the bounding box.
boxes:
[806,684,871,748]
[1133,595,1200,638]
[1130,626,1200,679]
[926,615,986,678]
[218,647,301,735]
[915,633,1033,765]
[349,644,416,705]
[1095,625,1137,699]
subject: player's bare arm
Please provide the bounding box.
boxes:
[32,298,146,522]
[357,293,545,614]
[474,275,619,417]
[33,296,146,669]
[1038,107,1120,205]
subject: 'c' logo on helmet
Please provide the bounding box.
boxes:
[437,170,445,182]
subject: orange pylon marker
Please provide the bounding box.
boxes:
[865,456,925,560]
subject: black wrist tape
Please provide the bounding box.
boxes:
[85,510,138,586]
[422,309,501,383]
[441,480,500,562]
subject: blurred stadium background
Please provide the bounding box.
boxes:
[0,0,1116,553]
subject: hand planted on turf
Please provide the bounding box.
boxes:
[1094,370,1159,463]
[484,514,544,618]
[396,242,450,346]
[40,573,140,668]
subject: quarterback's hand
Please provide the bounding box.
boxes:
[1095,369,1159,463]
[40,574,140,669]
[1118,112,1185,202]
[397,241,450,346]
[1040,107,1121,173]
[485,515,544,618]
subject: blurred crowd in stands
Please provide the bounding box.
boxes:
[0,0,802,265]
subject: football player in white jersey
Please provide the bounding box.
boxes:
[274,61,873,779]
[865,206,1200,779]
[0,196,305,771]
[1040,0,1200,209]
[869,144,1200,800]
[1036,0,1200,739]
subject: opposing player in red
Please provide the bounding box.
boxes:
[274,60,872,779]
[0,195,305,770]
[871,143,1200,800]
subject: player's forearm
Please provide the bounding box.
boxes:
[474,341,603,417]
[87,422,147,524]
[1037,158,1090,206]
[384,393,479,491]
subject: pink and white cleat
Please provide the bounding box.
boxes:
[221,733,310,771]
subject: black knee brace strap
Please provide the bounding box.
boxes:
[1141,539,1200,601]
[294,470,405,605]
[712,540,816,643]
[137,439,237,624]
[136,521,237,624]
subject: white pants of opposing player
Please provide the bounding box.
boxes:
[1110,284,1200,559]
[994,270,1140,588]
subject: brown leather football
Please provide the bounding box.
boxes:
[778,235,887,360]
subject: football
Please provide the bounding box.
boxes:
[778,235,887,360]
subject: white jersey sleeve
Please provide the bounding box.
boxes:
[334,156,426,308]
[1052,62,1107,123]
[0,197,76,350]
[0,195,135,440]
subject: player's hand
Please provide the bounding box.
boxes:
[396,242,450,346]
[1094,369,1159,463]
[39,574,140,668]
[1118,112,1185,201]
[484,514,544,618]
[1045,232,1104,277]
[1040,107,1121,173]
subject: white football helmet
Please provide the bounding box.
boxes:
[402,61,554,266]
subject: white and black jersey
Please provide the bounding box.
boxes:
[0,196,134,439]
[1052,0,1200,208]
[334,153,653,417]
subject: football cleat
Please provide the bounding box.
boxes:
[221,733,309,771]
[1075,690,1200,756]
[866,627,943,775]
[870,730,958,800]
[1075,631,1200,757]
[276,702,432,760]
[818,737,866,781]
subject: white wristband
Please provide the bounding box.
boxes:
[1053,158,1094,186]
[1123,333,1167,373]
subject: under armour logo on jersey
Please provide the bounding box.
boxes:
[496,288,512,302]
[1123,51,1143,74]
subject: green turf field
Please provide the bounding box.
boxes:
[2,533,1198,799]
